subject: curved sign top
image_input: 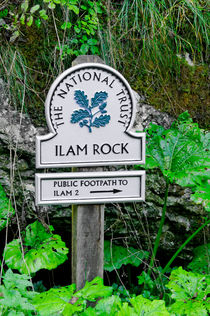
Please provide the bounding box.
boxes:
[36,63,145,168]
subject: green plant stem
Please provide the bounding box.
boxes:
[162,218,210,275]
[148,179,170,277]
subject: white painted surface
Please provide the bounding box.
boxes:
[35,171,145,205]
[36,63,145,168]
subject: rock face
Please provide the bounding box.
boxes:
[0,79,206,263]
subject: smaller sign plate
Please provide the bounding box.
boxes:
[35,171,145,205]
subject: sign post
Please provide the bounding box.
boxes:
[35,55,146,290]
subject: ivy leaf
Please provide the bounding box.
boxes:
[188,244,210,274]
[90,45,99,55]
[91,91,108,108]
[48,2,56,9]
[87,38,98,45]
[92,115,110,128]
[104,240,149,272]
[26,15,33,27]
[30,4,40,14]
[4,221,69,274]
[130,295,169,316]
[21,0,29,12]
[71,109,90,124]
[68,4,79,15]
[0,183,15,231]
[74,90,89,108]
[80,43,89,54]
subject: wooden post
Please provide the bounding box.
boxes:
[71,56,105,290]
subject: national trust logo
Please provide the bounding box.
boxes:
[70,90,111,133]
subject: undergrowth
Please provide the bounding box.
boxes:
[0,0,209,127]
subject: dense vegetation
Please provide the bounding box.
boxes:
[0,0,209,315]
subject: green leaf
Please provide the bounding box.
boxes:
[35,18,41,28]
[61,22,72,30]
[10,31,20,42]
[117,302,138,316]
[87,38,98,45]
[68,5,79,15]
[26,15,33,27]
[48,2,56,9]
[90,46,99,55]
[0,269,37,314]
[166,267,210,315]
[21,0,29,13]
[74,26,81,33]
[188,244,210,274]
[92,295,122,315]
[20,13,25,24]
[32,285,76,316]
[33,277,112,315]
[130,295,169,316]
[191,182,210,212]
[104,240,149,272]
[0,183,15,231]
[75,277,113,301]
[80,43,89,54]
[141,112,209,183]
[30,5,40,14]
[4,221,69,274]
[169,300,208,316]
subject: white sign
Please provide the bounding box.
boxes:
[35,171,145,205]
[36,63,145,168]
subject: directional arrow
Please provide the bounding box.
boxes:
[90,189,122,194]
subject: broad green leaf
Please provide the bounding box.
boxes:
[136,112,210,211]
[75,277,113,301]
[117,302,137,316]
[166,267,209,315]
[188,244,210,274]
[4,221,69,274]
[0,183,15,231]
[32,285,76,316]
[141,112,209,183]
[169,300,208,316]
[191,183,210,212]
[93,295,122,315]
[0,269,37,314]
[33,277,112,315]
[130,295,169,315]
[104,240,149,272]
